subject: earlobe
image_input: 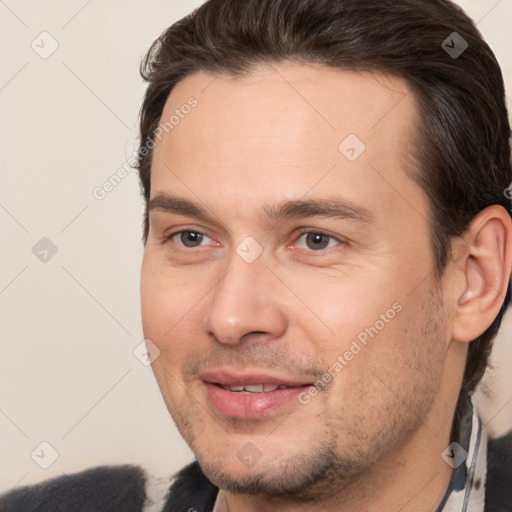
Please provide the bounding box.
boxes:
[452,206,512,343]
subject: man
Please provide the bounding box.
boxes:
[1,0,511,511]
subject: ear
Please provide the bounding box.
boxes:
[451,205,512,343]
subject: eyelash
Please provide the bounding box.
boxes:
[293,229,342,252]
[162,228,344,253]
[163,229,215,248]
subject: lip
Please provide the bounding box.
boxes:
[200,369,314,419]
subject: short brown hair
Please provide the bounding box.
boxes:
[136,0,512,392]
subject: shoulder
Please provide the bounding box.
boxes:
[0,465,146,512]
[0,462,218,512]
[162,461,218,512]
[485,430,512,512]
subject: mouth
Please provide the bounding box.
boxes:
[219,383,296,393]
[200,370,314,419]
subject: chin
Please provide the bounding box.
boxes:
[194,439,363,500]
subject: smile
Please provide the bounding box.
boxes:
[219,384,293,393]
[200,370,314,419]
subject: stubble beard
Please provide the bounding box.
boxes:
[168,285,447,504]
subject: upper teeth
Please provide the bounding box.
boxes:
[222,384,289,392]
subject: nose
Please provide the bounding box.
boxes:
[202,254,288,345]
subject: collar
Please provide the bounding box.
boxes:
[436,393,487,512]
[212,490,228,512]
[212,394,488,512]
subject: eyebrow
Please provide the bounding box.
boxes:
[262,198,375,225]
[147,193,375,226]
[148,194,214,222]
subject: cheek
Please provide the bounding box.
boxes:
[292,279,412,390]
[140,256,210,371]
[294,275,402,342]
[140,272,172,341]
[141,255,196,335]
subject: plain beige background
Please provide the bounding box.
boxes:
[0,0,511,493]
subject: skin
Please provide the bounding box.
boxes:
[140,62,512,511]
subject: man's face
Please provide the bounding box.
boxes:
[141,63,453,496]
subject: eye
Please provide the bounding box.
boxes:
[170,230,213,248]
[296,232,340,251]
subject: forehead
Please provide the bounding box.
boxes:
[150,62,426,229]
[158,62,416,149]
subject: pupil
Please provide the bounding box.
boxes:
[181,231,203,247]
[307,233,329,250]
